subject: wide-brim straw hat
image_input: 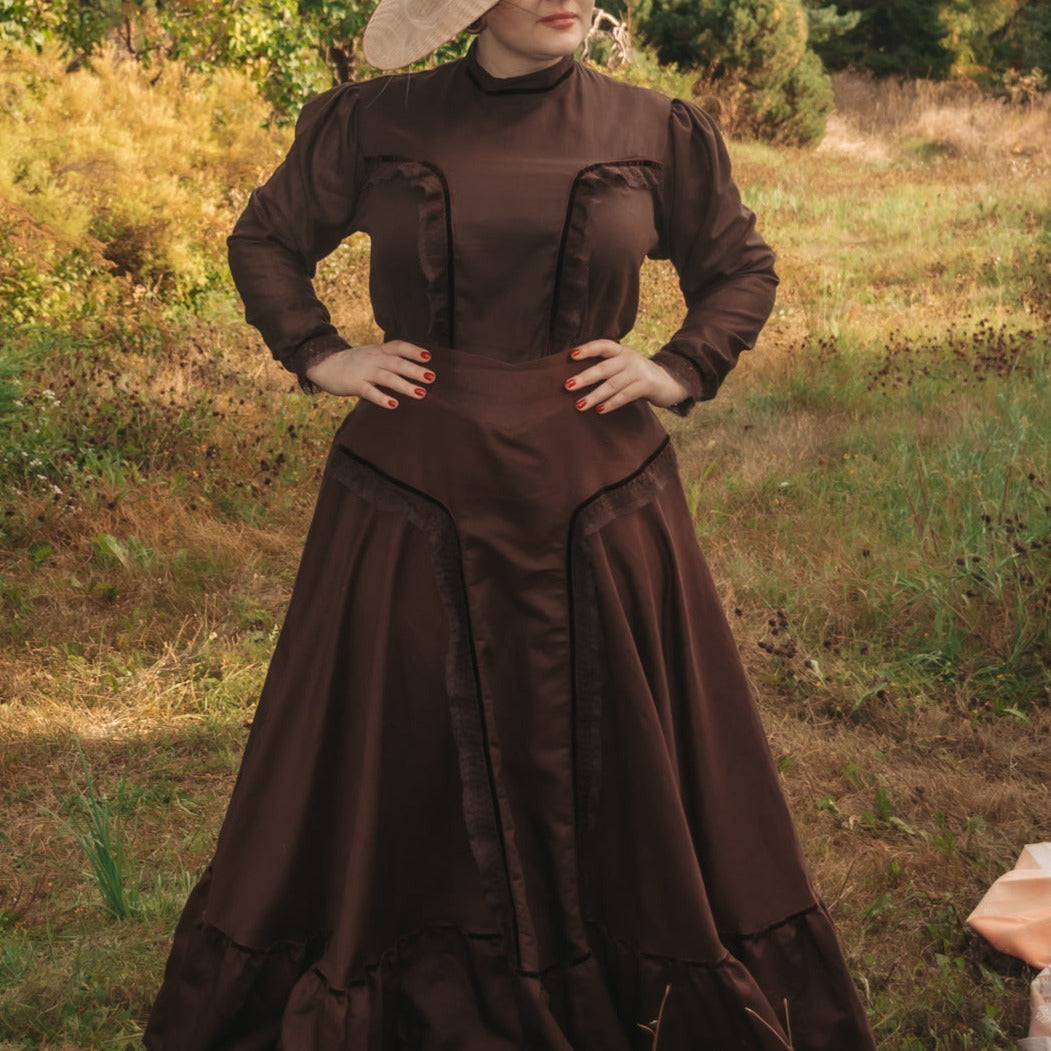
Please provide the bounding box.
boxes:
[363,0,495,70]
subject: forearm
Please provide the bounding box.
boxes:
[227,225,351,387]
[658,97,779,417]
[226,83,362,388]
[652,262,779,413]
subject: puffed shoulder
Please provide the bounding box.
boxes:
[667,95,721,133]
[288,81,363,152]
[657,97,744,269]
[664,96,736,175]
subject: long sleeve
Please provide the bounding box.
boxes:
[650,98,779,416]
[227,84,363,390]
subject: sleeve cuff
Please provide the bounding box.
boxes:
[650,347,710,417]
[281,333,353,394]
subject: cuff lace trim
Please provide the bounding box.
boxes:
[283,334,352,394]
[650,347,710,416]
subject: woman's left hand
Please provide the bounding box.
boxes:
[563,339,689,413]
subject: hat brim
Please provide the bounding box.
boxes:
[362,0,495,70]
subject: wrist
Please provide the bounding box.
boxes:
[286,334,353,393]
[648,360,689,408]
[649,348,704,416]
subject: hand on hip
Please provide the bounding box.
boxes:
[563,339,688,414]
[305,341,436,408]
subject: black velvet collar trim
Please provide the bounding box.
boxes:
[464,39,576,95]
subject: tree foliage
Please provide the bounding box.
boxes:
[0,0,473,120]
[803,1,861,45]
[806,0,1049,82]
[992,0,1051,78]
[810,0,953,76]
[2,0,1046,140]
[641,0,834,144]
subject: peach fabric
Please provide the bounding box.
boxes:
[967,844,1051,968]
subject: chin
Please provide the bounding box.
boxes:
[535,31,586,56]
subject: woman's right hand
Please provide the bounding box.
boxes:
[304,341,435,408]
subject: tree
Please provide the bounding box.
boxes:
[810,0,953,77]
[803,1,861,46]
[993,0,1051,77]
[641,0,834,144]
[0,1,406,120]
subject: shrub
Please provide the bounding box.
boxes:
[641,0,834,144]
[0,45,278,297]
[812,0,954,77]
[993,2,1051,80]
[0,45,285,492]
[0,0,474,122]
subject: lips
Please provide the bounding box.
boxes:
[539,11,577,25]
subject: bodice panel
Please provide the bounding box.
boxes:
[228,42,778,415]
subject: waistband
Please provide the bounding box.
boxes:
[421,346,584,399]
[328,346,671,520]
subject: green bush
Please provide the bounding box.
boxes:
[1,1,348,117]
[811,0,954,77]
[642,0,834,144]
[0,46,283,492]
[0,45,276,297]
[992,1,1051,80]
[0,0,475,122]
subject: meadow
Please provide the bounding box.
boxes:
[0,46,1048,1049]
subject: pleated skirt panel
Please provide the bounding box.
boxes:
[144,347,876,1050]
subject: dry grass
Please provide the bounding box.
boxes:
[820,70,1051,167]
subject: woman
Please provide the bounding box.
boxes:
[145,1,878,1047]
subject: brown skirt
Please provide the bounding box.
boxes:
[144,348,876,1049]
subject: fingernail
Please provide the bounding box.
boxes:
[570,348,581,358]
[420,350,431,360]
[423,371,435,382]
[415,388,425,397]
[596,404,606,414]
[387,398,397,408]
[565,378,576,390]
[576,398,587,410]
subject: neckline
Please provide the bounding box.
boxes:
[464,40,576,95]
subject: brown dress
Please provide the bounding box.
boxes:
[144,43,877,1050]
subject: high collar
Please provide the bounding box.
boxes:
[464,40,576,95]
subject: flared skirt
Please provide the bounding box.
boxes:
[144,348,876,1049]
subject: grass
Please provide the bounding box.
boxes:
[51,739,139,921]
[0,48,1049,1048]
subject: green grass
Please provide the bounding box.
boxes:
[52,740,140,921]
[0,44,1049,1049]
[677,329,1050,718]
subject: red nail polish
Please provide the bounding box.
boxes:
[423,371,435,382]
[565,378,576,390]
[420,350,431,360]
[415,388,425,397]
[576,398,587,410]
[570,348,581,358]
[387,398,397,408]
[596,404,606,414]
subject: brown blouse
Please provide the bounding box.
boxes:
[227,42,778,415]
